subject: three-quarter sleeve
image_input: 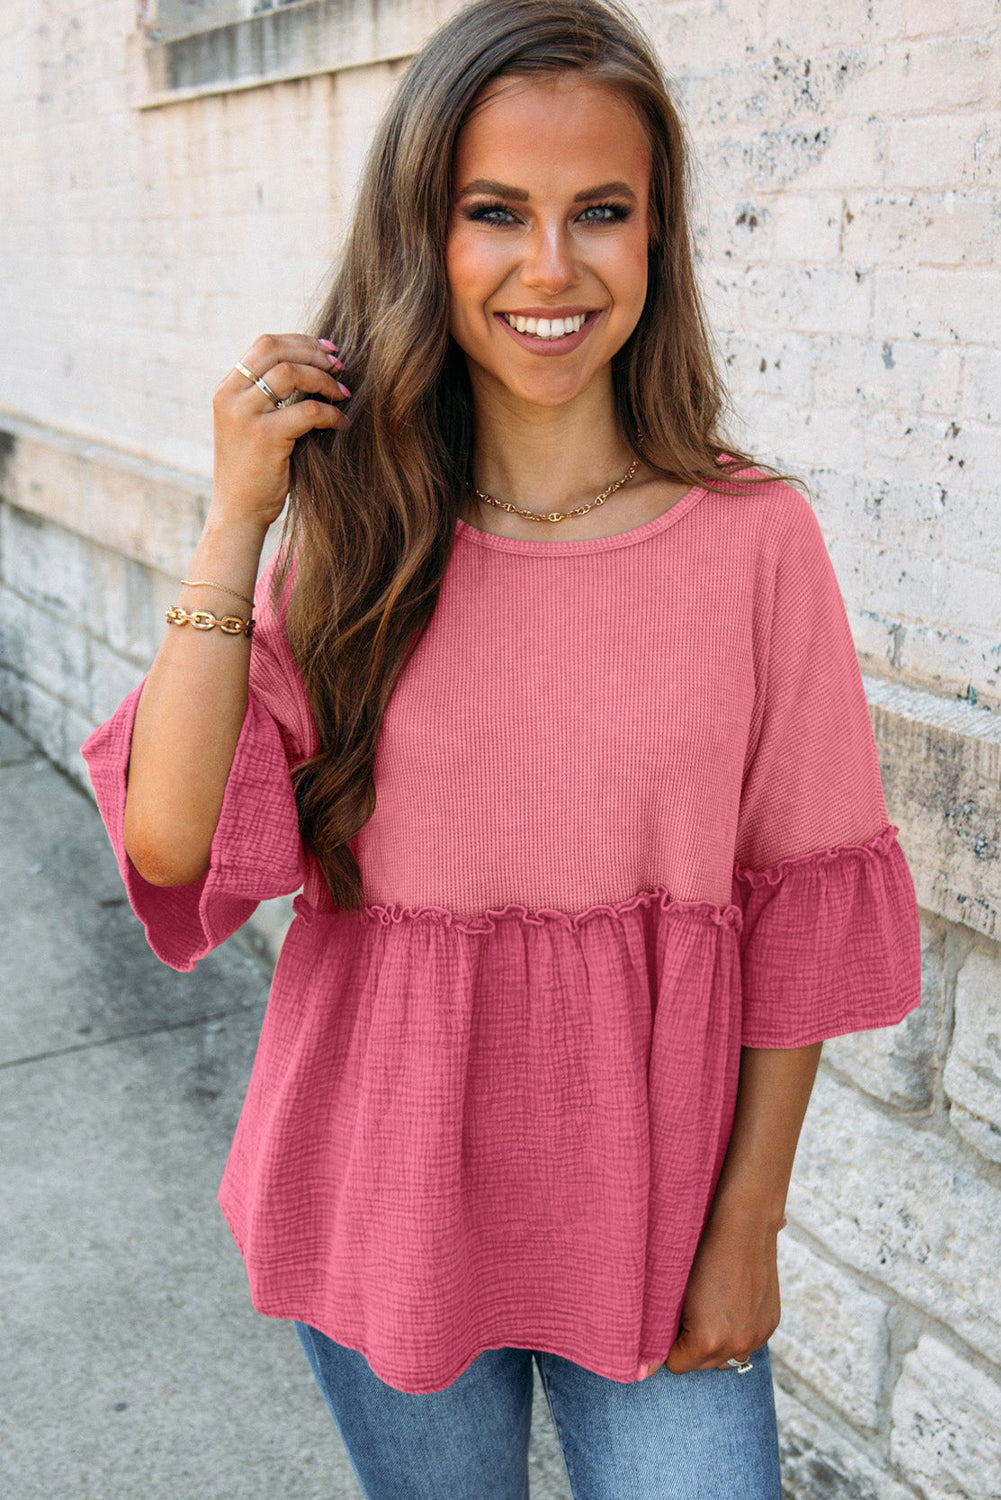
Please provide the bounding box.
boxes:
[80,572,311,972]
[731,492,922,1046]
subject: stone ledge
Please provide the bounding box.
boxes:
[863,674,1001,941]
[0,414,210,578]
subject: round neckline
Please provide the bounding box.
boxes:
[453,482,706,555]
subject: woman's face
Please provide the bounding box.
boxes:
[446,72,652,414]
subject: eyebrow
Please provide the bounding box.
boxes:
[455,178,637,203]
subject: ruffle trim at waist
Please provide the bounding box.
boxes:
[351,883,742,934]
[291,826,914,946]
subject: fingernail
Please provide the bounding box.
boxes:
[337,381,352,397]
[637,1364,650,1381]
[326,354,344,370]
[319,338,339,351]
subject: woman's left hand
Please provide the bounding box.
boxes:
[641,1201,783,1379]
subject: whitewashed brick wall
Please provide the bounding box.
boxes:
[634,0,1001,712]
[1,3,999,1496]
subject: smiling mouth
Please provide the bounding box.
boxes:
[498,311,595,340]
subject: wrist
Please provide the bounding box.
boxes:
[177,518,267,622]
[190,514,268,582]
[200,507,272,552]
[707,1180,789,1235]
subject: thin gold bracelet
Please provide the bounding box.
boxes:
[165,605,254,638]
[181,578,255,609]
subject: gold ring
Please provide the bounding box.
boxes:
[234,361,281,408]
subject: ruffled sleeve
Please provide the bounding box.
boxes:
[80,559,313,973]
[731,491,922,1046]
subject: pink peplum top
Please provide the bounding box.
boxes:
[81,476,922,1394]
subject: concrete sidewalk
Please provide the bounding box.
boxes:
[0,716,573,1500]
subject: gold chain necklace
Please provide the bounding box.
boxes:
[470,456,640,524]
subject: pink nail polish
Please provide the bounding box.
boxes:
[637,1364,650,1381]
[326,354,344,370]
[319,338,339,351]
[337,381,352,397]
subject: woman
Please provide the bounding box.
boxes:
[82,0,923,1494]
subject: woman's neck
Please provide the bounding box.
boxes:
[467,396,637,517]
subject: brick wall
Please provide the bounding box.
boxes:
[642,0,1001,712]
[1,3,999,1494]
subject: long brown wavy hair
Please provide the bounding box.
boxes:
[278,0,793,911]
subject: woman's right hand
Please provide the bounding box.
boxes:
[210,333,352,533]
[123,333,349,885]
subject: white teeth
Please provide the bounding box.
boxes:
[503,313,586,339]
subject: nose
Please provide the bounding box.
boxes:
[521,220,581,294]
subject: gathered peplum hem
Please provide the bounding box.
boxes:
[217,877,748,1394]
[354,883,743,934]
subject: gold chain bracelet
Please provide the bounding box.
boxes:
[165,604,254,638]
[180,578,255,609]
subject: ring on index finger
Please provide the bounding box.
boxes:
[234,360,281,408]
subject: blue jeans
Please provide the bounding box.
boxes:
[293,1321,782,1499]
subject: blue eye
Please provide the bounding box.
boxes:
[465,200,631,225]
[467,203,517,224]
[579,203,631,223]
